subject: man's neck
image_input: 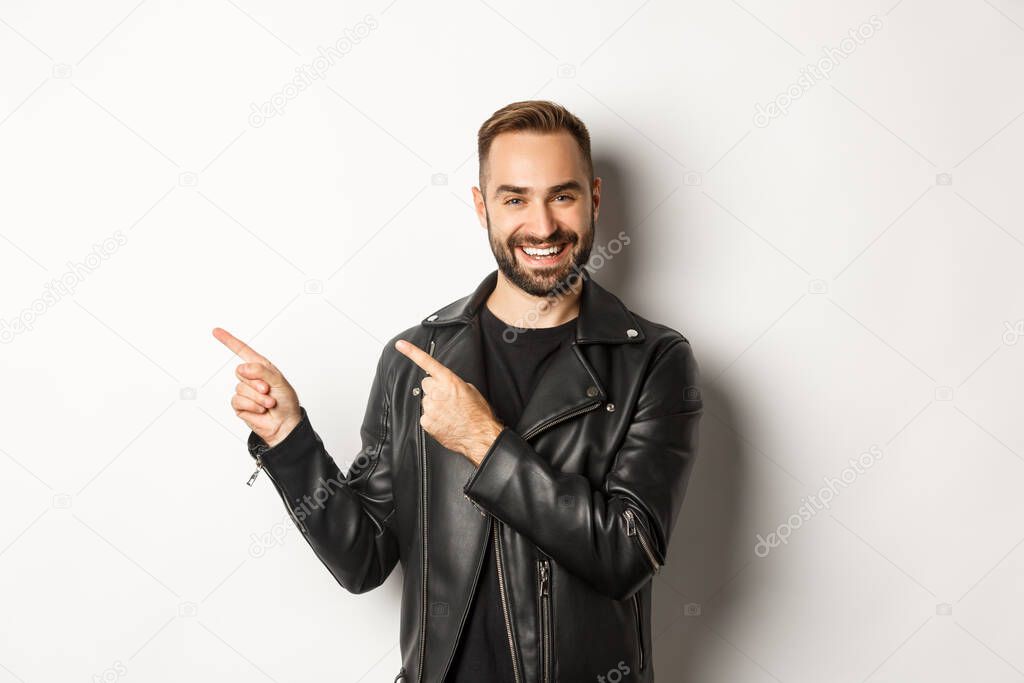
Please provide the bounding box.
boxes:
[484,270,582,329]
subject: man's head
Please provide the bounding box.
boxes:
[473,100,600,298]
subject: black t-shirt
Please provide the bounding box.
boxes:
[443,302,577,682]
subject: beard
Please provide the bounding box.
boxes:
[486,208,595,298]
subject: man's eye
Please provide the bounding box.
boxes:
[505,198,523,206]
[553,194,573,202]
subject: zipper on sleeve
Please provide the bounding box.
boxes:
[246,455,263,486]
[247,439,271,486]
[624,507,661,573]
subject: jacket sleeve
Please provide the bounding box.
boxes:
[246,347,400,595]
[462,337,703,601]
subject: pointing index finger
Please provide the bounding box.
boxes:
[395,339,452,380]
[213,327,268,364]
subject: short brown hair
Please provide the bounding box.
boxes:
[477,100,593,196]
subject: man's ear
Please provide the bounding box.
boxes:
[472,186,487,229]
[592,176,602,223]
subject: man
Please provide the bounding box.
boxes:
[214,100,703,682]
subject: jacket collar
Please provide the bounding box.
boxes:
[421,268,646,345]
[418,268,644,441]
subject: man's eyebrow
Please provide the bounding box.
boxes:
[493,180,585,198]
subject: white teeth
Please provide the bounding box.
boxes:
[522,244,563,256]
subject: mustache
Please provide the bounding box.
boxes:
[509,232,577,248]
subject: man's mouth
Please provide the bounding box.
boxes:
[516,242,570,265]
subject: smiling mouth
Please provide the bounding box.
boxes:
[516,242,570,265]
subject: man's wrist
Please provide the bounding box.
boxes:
[467,420,505,467]
[262,413,302,449]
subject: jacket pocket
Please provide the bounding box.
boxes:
[537,556,553,683]
[632,592,645,672]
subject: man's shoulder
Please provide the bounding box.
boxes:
[622,309,702,406]
[612,292,696,359]
[630,311,693,348]
[582,275,695,357]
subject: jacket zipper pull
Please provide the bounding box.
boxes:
[624,507,661,572]
[246,457,263,486]
[539,560,550,595]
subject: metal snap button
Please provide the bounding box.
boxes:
[626,328,638,338]
[412,387,421,396]
[586,385,599,397]
[606,403,615,412]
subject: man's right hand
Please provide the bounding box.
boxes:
[212,327,302,448]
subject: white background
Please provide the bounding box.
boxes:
[1,1,1023,681]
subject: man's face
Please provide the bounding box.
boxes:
[474,130,600,298]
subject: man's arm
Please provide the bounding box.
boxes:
[247,347,400,594]
[462,337,703,601]
[213,326,401,595]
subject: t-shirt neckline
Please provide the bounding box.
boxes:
[480,302,577,340]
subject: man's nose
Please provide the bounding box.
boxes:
[527,204,559,241]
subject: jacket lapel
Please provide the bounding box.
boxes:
[422,268,647,440]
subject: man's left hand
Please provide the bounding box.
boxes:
[395,339,504,467]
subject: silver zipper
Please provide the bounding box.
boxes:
[417,338,435,683]
[246,455,263,486]
[624,507,661,573]
[538,557,552,683]
[632,591,645,671]
[521,398,603,441]
[494,519,523,683]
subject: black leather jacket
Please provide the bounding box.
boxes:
[246,269,703,682]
